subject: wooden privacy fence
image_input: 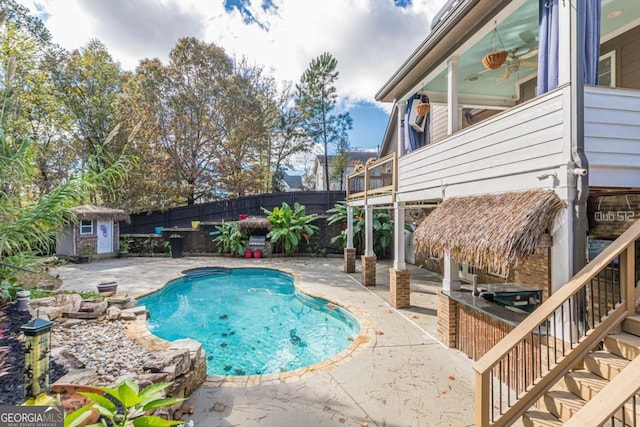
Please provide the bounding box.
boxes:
[120,191,345,234]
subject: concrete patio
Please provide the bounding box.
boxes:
[54,256,475,426]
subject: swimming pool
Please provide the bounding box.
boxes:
[138,267,360,376]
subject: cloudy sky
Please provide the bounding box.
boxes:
[18,0,447,152]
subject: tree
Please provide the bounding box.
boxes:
[51,39,127,203]
[295,52,352,191]
[0,2,73,196]
[114,58,183,212]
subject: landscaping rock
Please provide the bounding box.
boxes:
[51,348,85,369]
[31,305,62,321]
[106,306,122,320]
[54,293,83,313]
[120,306,148,320]
[119,310,137,320]
[28,296,55,308]
[143,348,190,380]
[60,319,86,328]
[54,368,98,386]
[79,300,108,315]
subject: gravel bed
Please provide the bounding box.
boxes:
[51,320,151,386]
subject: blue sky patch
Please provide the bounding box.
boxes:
[394,0,412,8]
[223,0,274,30]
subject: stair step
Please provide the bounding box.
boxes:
[564,370,608,401]
[544,390,586,422]
[585,351,630,381]
[604,333,640,360]
[522,409,563,427]
[623,314,640,336]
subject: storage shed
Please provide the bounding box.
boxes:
[56,205,130,259]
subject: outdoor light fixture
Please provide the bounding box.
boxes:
[21,316,54,403]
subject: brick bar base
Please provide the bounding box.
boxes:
[389,268,410,308]
[344,248,356,273]
[437,289,458,348]
[361,256,377,286]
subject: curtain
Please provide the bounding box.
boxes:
[537,0,559,95]
[405,95,429,153]
[584,0,601,85]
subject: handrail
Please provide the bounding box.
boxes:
[564,354,640,426]
[474,218,640,426]
[346,153,397,201]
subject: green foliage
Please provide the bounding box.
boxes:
[0,277,18,302]
[65,379,185,427]
[327,201,410,259]
[263,202,319,256]
[119,236,133,252]
[213,222,248,256]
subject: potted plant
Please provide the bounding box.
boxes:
[97,281,117,294]
[168,233,184,258]
[77,244,91,264]
[118,237,132,259]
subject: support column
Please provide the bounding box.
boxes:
[442,250,461,292]
[344,205,356,273]
[390,201,410,308]
[361,204,376,286]
[439,250,460,347]
[437,289,458,348]
[447,56,460,135]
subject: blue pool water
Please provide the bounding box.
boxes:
[138,268,360,376]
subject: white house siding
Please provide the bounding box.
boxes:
[430,104,448,144]
[397,88,567,202]
[584,86,640,187]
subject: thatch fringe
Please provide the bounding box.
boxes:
[71,205,130,223]
[237,216,272,232]
[413,190,566,273]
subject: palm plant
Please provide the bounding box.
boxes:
[262,202,319,256]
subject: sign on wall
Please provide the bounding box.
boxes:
[588,194,640,239]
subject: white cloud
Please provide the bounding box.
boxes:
[19,0,447,110]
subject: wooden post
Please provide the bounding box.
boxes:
[620,245,636,314]
[475,370,490,427]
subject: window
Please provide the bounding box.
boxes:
[458,263,476,282]
[598,51,615,88]
[80,220,93,235]
[488,266,508,279]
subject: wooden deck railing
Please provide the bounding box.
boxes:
[474,218,640,427]
[346,153,397,201]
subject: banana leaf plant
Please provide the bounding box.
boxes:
[262,202,319,256]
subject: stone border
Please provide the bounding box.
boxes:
[128,266,375,387]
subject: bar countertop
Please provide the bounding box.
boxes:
[444,286,531,326]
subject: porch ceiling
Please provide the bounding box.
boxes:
[416,0,640,102]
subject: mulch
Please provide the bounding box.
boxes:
[0,302,67,405]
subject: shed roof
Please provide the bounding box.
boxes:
[413,190,565,273]
[70,205,130,223]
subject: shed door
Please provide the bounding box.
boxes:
[96,220,113,254]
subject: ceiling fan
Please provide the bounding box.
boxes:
[496,48,538,81]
